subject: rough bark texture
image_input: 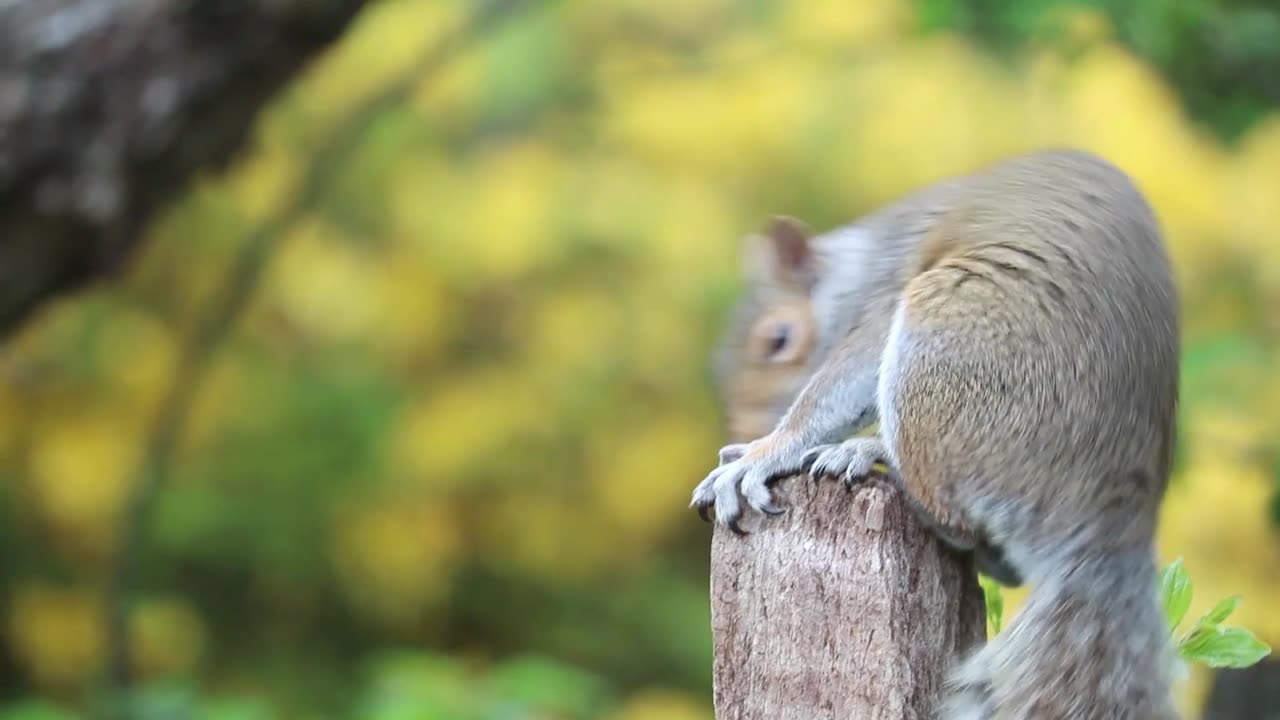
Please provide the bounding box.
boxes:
[710,477,987,720]
[0,0,368,337]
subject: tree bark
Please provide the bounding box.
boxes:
[710,477,987,720]
[0,0,367,337]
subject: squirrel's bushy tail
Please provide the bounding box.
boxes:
[943,549,1180,720]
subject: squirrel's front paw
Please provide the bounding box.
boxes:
[802,437,890,489]
[690,438,806,534]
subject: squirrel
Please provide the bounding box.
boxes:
[693,148,1181,719]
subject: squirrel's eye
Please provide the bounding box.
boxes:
[765,324,791,358]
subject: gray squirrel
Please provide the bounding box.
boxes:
[693,149,1181,719]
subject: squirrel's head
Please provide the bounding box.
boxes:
[713,216,820,443]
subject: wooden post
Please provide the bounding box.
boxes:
[709,476,987,719]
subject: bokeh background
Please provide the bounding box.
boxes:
[1,0,1279,717]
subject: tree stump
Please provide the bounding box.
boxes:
[709,477,986,719]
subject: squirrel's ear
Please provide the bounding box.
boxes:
[744,215,815,290]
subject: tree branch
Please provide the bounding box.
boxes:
[0,0,369,337]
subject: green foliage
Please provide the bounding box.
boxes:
[1180,628,1272,670]
[1161,558,1194,632]
[356,652,616,720]
[1162,558,1273,670]
[917,0,1280,140]
[979,574,1005,636]
[0,702,78,720]
[2,653,621,720]
[1,0,1279,718]
[983,560,1271,674]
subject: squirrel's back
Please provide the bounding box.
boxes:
[887,151,1181,718]
[899,149,1180,511]
[708,148,1183,718]
[911,150,1176,357]
[913,149,1167,279]
[709,148,1183,719]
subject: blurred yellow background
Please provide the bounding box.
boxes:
[0,0,1277,717]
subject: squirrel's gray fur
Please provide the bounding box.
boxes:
[696,148,1182,719]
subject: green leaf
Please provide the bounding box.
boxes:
[484,654,611,718]
[0,701,78,720]
[1200,596,1242,628]
[1160,558,1193,632]
[357,652,481,720]
[979,574,1004,636]
[481,5,568,128]
[1180,627,1272,668]
[199,699,274,720]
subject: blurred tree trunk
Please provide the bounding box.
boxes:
[710,478,986,719]
[0,0,368,337]
[1202,660,1280,719]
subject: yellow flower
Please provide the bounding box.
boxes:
[410,43,482,126]
[287,0,463,136]
[96,307,178,419]
[525,287,623,380]
[1058,44,1229,262]
[1226,116,1280,273]
[1159,455,1280,646]
[609,688,713,720]
[388,149,455,242]
[1057,7,1113,46]
[624,290,716,389]
[221,136,300,226]
[565,157,657,247]
[391,370,544,489]
[28,412,142,554]
[267,217,385,344]
[332,501,462,627]
[780,0,910,49]
[477,491,617,581]
[604,55,823,178]
[8,585,103,691]
[1158,453,1280,715]
[397,142,558,283]
[647,179,735,278]
[370,249,453,369]
[589,415,720,544]
[832,35,1033,206]
[593,0,732,39]
[458,143,560,280]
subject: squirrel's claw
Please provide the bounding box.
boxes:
[800,444,836,478]
[718,443,749,466]
[805,438,889,489]
[844,466,884,490]
[693,438,809,532]
[690,465,725,522]
[799,445,826,470]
